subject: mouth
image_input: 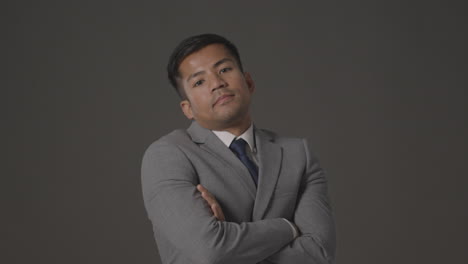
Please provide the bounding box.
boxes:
[213,94,235,107]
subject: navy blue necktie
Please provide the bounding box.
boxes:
[229,138,258,186]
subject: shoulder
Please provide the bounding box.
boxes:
[143,129,194,157]
[256,127,320,161]
[256,127,305,146]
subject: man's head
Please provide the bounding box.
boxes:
[167,34,244,99]
[167,34,255,133]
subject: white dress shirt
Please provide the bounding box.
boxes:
[212,123,258,165]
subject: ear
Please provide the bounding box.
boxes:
[180,100,194,120]
[244,72,255,94]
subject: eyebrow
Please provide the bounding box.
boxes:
[186,58,234,83]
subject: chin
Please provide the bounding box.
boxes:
[221,111,249,125]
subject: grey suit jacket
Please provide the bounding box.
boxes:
[141,121,336,264]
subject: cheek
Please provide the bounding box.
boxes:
[190,96,211,113]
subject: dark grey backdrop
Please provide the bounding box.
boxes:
[5,1,467,263]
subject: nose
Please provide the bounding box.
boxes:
[211,74,227,92]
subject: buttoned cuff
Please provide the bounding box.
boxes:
[282,218,299,239]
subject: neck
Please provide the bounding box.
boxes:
[223,122,251,137]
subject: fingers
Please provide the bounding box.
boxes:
[197,184,217,205]
[211,203,225,221]
[211,203,220,219]
[197,184,225,221]
[196,184,207,192]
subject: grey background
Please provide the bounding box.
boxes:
[5,0,467,263]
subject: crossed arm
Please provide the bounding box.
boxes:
[142,143,296,264]
[142,140,335,264]
[194,139,336,264]
[197,173,335,264]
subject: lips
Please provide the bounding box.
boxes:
[213,94,234,106]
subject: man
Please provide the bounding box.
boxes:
[141,33,336,264]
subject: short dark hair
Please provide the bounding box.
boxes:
[167,33,244,99]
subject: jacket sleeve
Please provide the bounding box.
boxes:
[265,139,336,264]
[141,142,295,264]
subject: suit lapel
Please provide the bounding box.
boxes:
[187,121,257,199]
[252,128,283,220]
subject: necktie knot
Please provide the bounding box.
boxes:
[229,138,248,157]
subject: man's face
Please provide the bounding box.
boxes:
[178,44,255,131]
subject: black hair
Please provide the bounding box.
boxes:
[167,33,244,99]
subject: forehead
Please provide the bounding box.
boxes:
[178,44,234,77]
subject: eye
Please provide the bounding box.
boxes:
[220,67,232,74]
[193,80,204,87]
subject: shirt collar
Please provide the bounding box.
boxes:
[212,124,256,153]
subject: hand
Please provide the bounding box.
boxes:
[197,184,225,221]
